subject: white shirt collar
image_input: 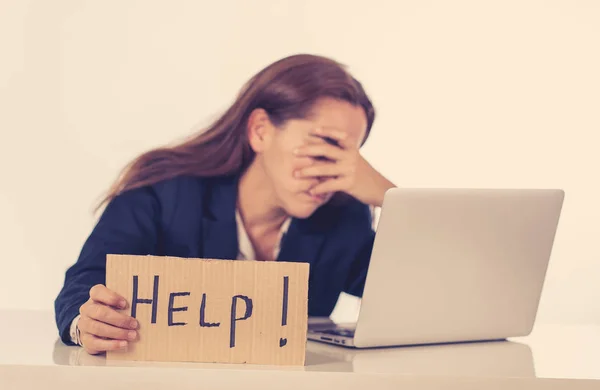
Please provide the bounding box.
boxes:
[235,210,291,261]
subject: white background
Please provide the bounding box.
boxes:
[0,0,598,325]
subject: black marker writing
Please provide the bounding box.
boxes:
[131,275,159,323]
[230,295,253,348]
[199,293,220,327]
[279,276,289,347]
[168,292,190,326]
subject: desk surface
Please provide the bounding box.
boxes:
[1,310,599,389]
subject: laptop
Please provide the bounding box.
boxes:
[308,187,565,348]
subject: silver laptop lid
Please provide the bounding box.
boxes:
[354,188,564,348]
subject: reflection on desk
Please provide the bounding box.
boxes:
[1,309,600,384]
[306,339,535,377]
[51,337,535,378]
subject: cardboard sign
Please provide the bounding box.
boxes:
[105,254,309,366]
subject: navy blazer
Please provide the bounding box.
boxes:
[54,174,375,344]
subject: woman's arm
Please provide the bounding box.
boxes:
[54,186,160,346]
[340,202,377,297]
[344,232,376,297]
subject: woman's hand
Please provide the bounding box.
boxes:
[78,284,138,355]
[293,127,396,207]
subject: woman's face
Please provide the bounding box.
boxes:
[248,97,368,219]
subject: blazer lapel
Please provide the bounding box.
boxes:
[201,175,239,260]
[199,173,330,265]
[277,217,326,268]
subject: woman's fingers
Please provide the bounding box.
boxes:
[295,161,351,179]
[310,127,352,149]
[309,177,348,195]
[78,316,137,341]
[294,143,345,162]
[89,284,127,309]
[80,301,138,330]
[80,333,128,355]
[78,284,138,355]
[291,156,315,170]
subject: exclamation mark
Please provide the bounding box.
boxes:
[279,276,289,347]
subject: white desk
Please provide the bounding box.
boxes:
[0,310,599,389]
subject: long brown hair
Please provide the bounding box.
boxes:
[97,54,376,211]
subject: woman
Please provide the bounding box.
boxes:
[54,53,395,355]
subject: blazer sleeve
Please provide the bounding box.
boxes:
[54,186,161,344]
[343,204,376,297]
